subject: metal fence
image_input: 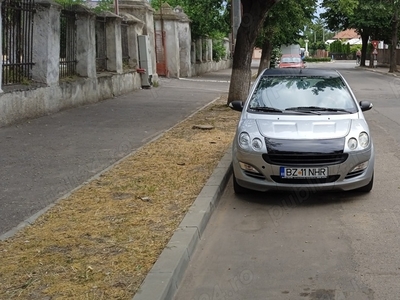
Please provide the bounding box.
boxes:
[1,0,35,86]
[121,22,129,68]
[59,8,77,78]
[95,16,107,72]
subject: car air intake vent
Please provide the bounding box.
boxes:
[263,153,348,166]
[345,169,364,179]
[244,171,266,180]
[271,175,340,184]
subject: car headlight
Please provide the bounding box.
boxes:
[238,133,263,151]
[348,138,358,150]
[251,138,263,151]
[238,132,251,148]
[359,132,369,148]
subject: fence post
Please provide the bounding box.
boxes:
[75,5,96,78]
[32,0,61,85]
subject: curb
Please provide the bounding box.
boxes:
[361,66,400,77]
[132,149,233,300]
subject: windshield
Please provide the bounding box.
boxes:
[281,57,301,63]
[248,76,358,114]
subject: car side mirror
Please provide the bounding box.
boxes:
[359,101,373,112]
[229,101,244,112]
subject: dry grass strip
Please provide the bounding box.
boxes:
[0,95,238,300]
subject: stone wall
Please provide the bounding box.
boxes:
[0,0,232,127]
[0,0,144,127]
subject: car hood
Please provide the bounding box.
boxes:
[255,119,351,139]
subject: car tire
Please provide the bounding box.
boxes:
[233,173,249,194]
[356,174,374,193]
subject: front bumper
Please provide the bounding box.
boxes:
[233,144,375,192]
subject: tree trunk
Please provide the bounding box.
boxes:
[389,6,399,73]
[227,0,279,104]
[360,32,369,67]
[257,38,273,76]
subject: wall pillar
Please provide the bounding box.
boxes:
[196,38,203,62]
[101,13,123,73]
[207,38,213,61]
[191,42,196,65]
[175,6,191,77]
[120,14,144,69]
[75,6,96,78]
[223,38,230,59]
[32,0,61,85]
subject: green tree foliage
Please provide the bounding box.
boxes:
[54,0,84,6]
[227,0,280,103]
[329,40,343,53]
[255,0,316,73]
[93,0,114,13]
[54,0,113,12]
[321,0,394,67]
[150,0,229,39]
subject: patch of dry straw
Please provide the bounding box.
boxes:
[0,95,238,300]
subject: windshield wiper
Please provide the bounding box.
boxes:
[285,106,352,114]
[249,106,283,113]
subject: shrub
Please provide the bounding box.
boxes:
[304,57,332,62]
[212,40,226,62]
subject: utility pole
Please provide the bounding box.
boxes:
[114,0,119,15]
[231,0,241,55]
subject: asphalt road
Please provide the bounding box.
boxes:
[174,62,400,300]
[0,70,232,238]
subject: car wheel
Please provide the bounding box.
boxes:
[355,174,374,193]
[233,172,249,194]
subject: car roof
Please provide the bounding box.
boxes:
[261,68,341,78]
[281,54,300,57]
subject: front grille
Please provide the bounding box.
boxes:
[271,175,340,184]
[263,153,349,166]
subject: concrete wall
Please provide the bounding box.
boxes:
[0,73,141,126]
[0,1,145,127]
[0,0,232,127]
[154,4,232,78]
[192,59,232,77]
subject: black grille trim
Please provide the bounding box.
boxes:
[244,171,266,180]
[345,169,364,179]
[263,153,349,166]
[271,175,340,184]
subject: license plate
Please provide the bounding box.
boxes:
[280,167,328,178]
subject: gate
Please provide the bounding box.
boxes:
[155,30,167,76]
[2,0,35,86]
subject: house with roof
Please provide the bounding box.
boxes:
[325,29,362,45]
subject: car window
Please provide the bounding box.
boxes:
[281,57,301,63]
[248,76,358,113]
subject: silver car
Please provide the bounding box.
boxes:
[229,68,374,194]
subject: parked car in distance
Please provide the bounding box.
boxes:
[278,54,305,68]
[229,68,374,194]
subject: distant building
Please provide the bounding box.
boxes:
[328,29,361,45]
